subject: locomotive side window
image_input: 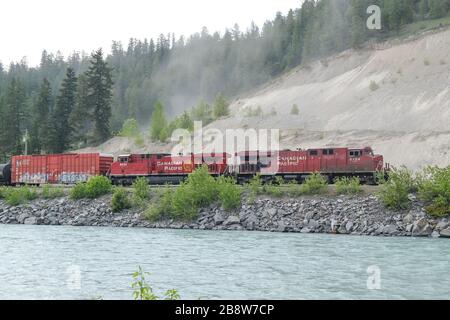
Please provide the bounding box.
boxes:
[309,150,319,156]
[349,150,361,157]
[323,149,334,155]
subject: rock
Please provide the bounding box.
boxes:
[382,225,399,236]
[300,227,311,234]
[308,219,319,230]
[17,213,29,224]
[436,220,449,231]
[24,217,38,225]
[440,228,450,238]
[223,216,240,227]
[403,214,414,224]
[213,212,226,226]
[345,221,354,233]
[266,208,277,218]
[412,218,432,237]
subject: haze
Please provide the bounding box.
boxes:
[0,0,300,67]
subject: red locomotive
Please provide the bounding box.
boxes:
[231,147,387,184]
[109,152,229,185]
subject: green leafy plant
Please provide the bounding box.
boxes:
[217,176,242,210]
[111,187,133,212]
[132,177,150,207]
[290,104,299,115]
[417,166,449,217]
[3,186,39,206]
[335,177,362,195]
[300,173,328,195]
[41,185,65,199]
[377,166,416,210]
[131,266,180,300]
[70,176,112,199]
[70,182,88,199]
[144,188,173,221]
[369,80,379,91]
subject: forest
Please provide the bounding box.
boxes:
[0,0,449,161]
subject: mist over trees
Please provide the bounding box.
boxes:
[0,0,449,160]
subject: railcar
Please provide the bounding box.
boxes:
[230,147,387,184]
[9,153,113,185]
[0,163,11,185]
[109,152,229,185]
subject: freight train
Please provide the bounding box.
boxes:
[0,147,389,186]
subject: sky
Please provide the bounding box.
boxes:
[0,0,301,67]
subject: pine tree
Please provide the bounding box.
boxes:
[2,78,27,156]
[69,74,91,147]
[429,0,449,18]
[85,49,113,144]
[50,68,77,153]
[31,78,53,153]
[212,94,230,119]
[150,101,168,141]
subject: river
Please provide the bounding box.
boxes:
[0,224,449,300]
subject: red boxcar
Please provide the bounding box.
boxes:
[11,153,113,185]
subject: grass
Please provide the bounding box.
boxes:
[335,177,362,195]
[1,186,39,206]
[41,185,65,199]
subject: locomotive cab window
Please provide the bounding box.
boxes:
[349,150,361,157]
[323,149,334,156]
[309,150,319,156]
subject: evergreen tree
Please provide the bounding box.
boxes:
[150,101,168,141]
[69,74,91,146]
[2,78,27,156]
[85,49,113,144]
[212,94,230,119]
[50,68,77,153]
[33,78,53,153]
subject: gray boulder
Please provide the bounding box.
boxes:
[24,217,38,225]
[440,228,450,238]
[412,218,432,237]
[223,216,240,227]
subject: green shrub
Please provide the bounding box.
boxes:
[301,173,328,195]
[335,177,362,195]
[247,174,263,201]
[217,176,242,210]
[70,183,88,199]
[85,176,112,198]
[111,187,133,212]
[120,118,140,137]
[132,266,180,300]
[4,186,38,206]
[418,166,450,217]
[145,188,173,221]
[70,176,112,199]
[171,165,217,219]
[41,185,65,199]
[377,167,416,210]
[285,181,303,197]
[290,104,299,115]
[266,177,285,198]
[171,182,199,220]
[133,177,150,206]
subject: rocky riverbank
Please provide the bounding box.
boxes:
[0,195,449,238]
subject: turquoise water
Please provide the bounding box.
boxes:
[0,224,449,300]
